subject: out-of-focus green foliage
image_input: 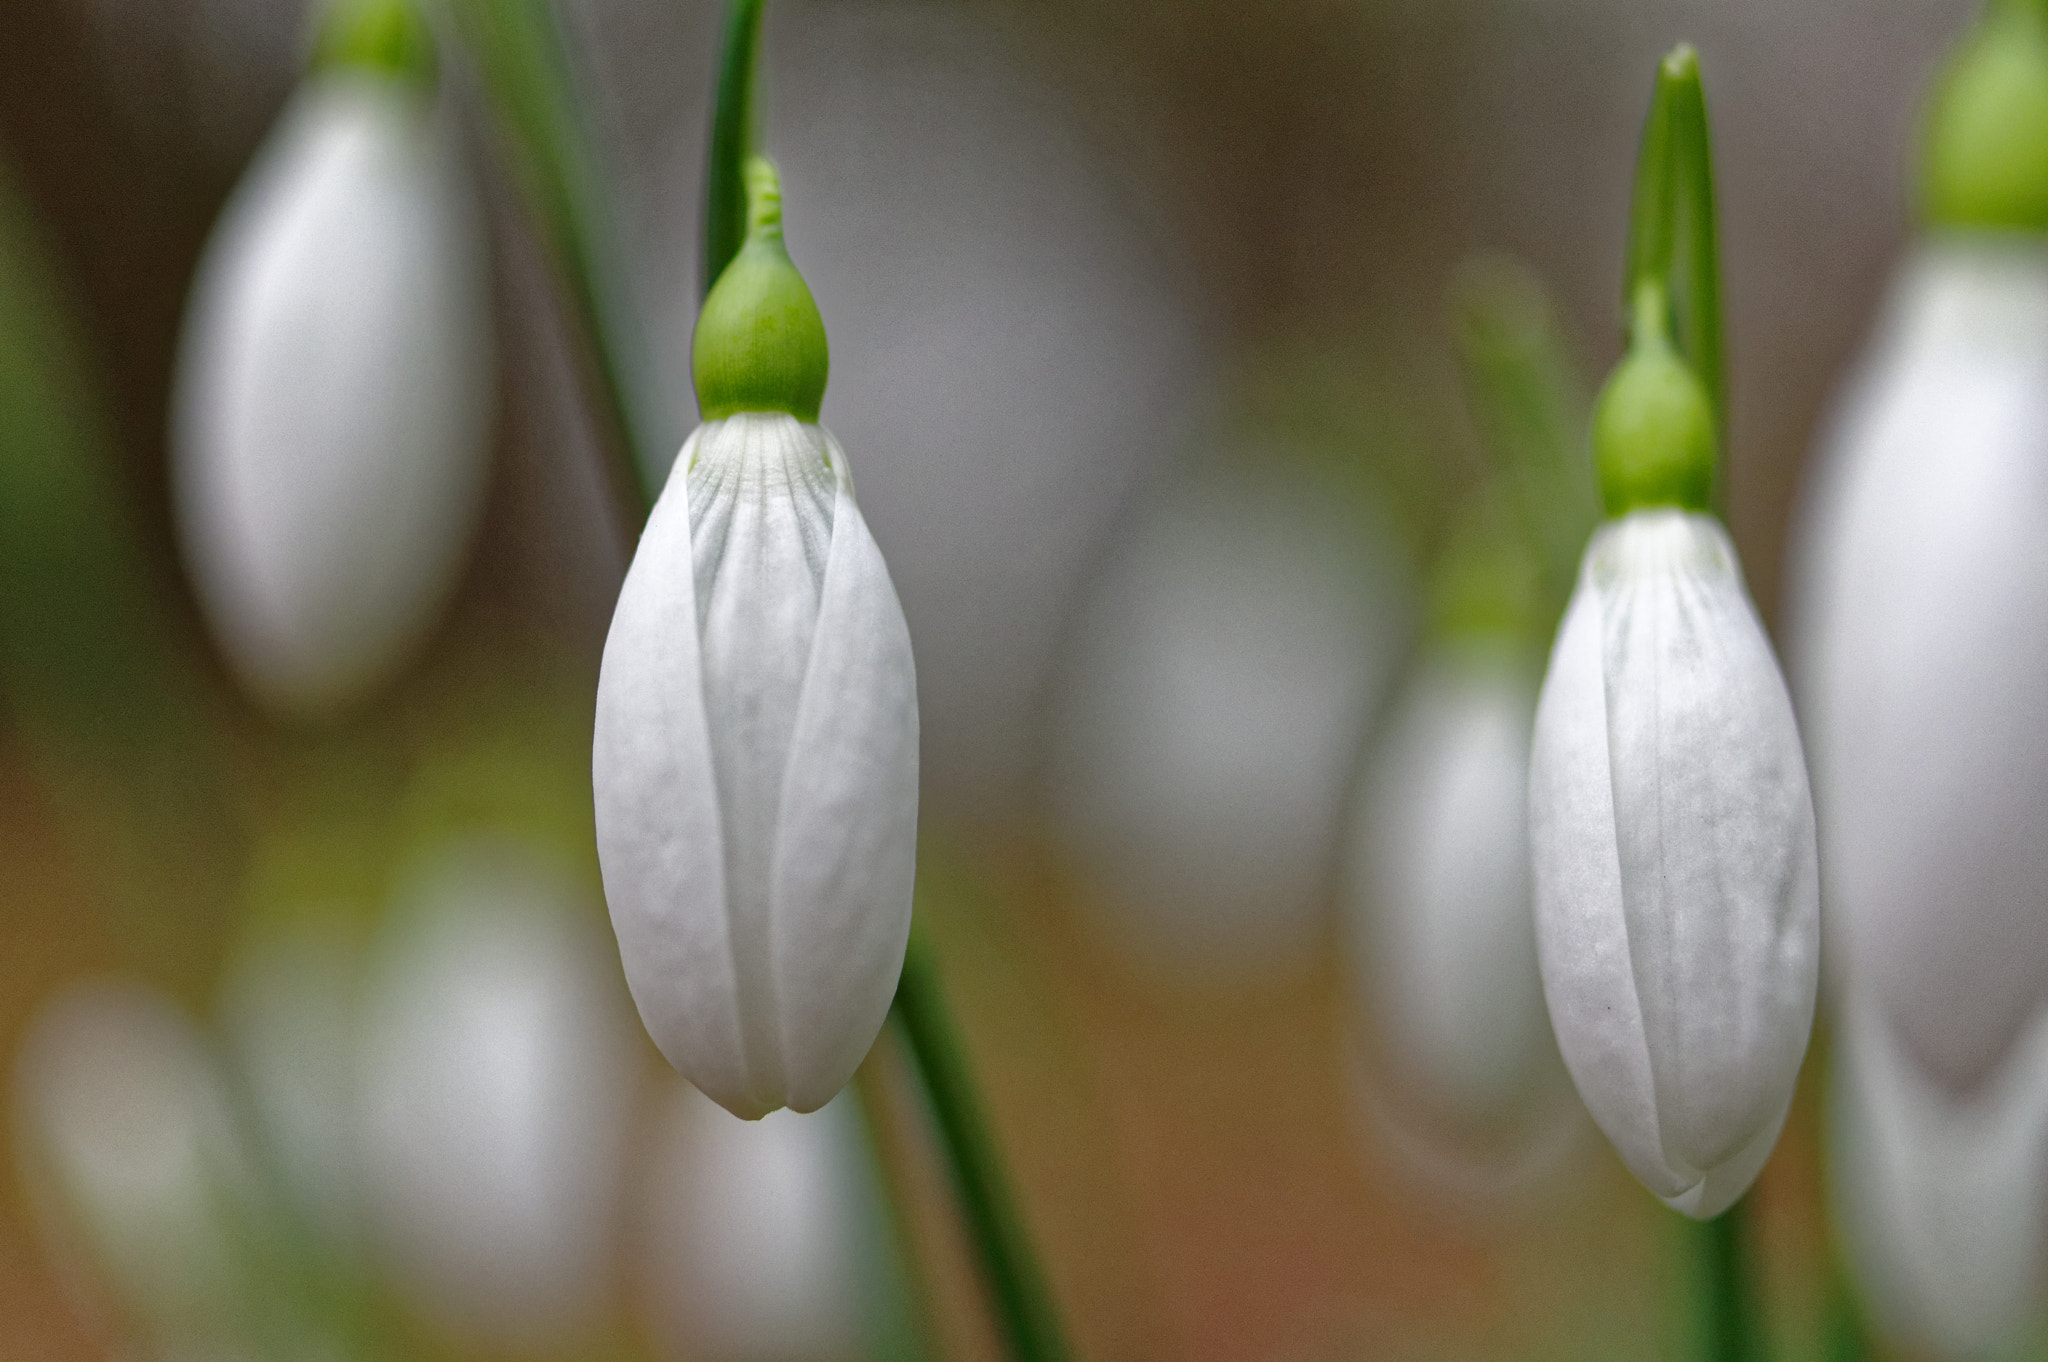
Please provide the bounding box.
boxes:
[0,155,243,990]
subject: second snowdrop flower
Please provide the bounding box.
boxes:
[172,0,494,717]
[1530,48,1818,1219]
[594,159,918,1121]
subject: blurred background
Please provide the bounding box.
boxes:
[0,0,1993,1358]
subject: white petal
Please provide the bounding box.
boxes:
[1533,567,1677,1199]
[770,433,919,1112]
[1832,997,2048,1359]
[1532,512,1819,1215]
[689,415,840,1111]
[172,73,494,717]
[1594,510,1819,1177]
[1349,646,1553,1127]
[595,423,750,1113]
[1792,241,2048,1092]
[596,416,915,1119]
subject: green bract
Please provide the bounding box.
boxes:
[1592,331,1716,517]
[1922,0,2048,233]
[693,159,830,425]
[316,0,437,85]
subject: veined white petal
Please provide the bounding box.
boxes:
[595,414,916,1119]
[690,416,840,1112]
[172,72,494,717]
[1792,241,2048,1092]
[1349,646,1554,1129]
[594,420,747,1111]
[1533,569,1675,1200]
[1533,510,1818,1217]
[1832,997,2048,1360]
[770,432,918,1113]
[1596,511,1819,1176]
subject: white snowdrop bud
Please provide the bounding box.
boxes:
[1831,998,2048,1361]
[1348,646,1552,1132]
[1792,241,2048,1094]
[1531,509,1819,1218]
[593,161,918,1122]
[356,837,639,1350]
[172,11,493,718]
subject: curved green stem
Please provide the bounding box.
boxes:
[892,927,1071,1362]
[1625,45,1724,434]
[703,0,766,301]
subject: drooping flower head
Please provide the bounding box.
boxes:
[172,0,494,718]
[1793,0,2048,1098]
[1530,47,1819,1219]
[594,158,918,1120]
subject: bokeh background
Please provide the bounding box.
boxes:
[0,0,1989,1358]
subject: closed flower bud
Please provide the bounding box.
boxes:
[171,0,493,718]
[1532,508,1819,1217]
[1349,643,1553,1133]
[594,160,917,1120]
[1793,241,2048,1094]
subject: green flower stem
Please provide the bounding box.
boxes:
[703,0,766,300]
[1624,44,1724,434]
[891,927,1071,1362]
[1698,1200,1762,1362]
[445,0,662,516]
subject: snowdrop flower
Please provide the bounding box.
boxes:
[1791,1,2048,1094]
[594,159,917,1120]
[1831,998,2048,1360]
[172,0,493,718]
[1349,640,1554,1135]
[639,1081,900,1362]
[356,836,639,1350]
[1050,455,1409,976]
[1531,295,1820,1218]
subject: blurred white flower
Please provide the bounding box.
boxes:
[638,1082,887,1362]
[216,914,362,1248]
[356,838,638,1350]
[1050,457,1409,976]
[1531,508,1818,1218]
[172,67,494,718]
[1791,241,2048,1094]
[595,412,917,1121]
[1832,997,2048,1360]
[1347,646,1554,1131]
[11,980,259,1350]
